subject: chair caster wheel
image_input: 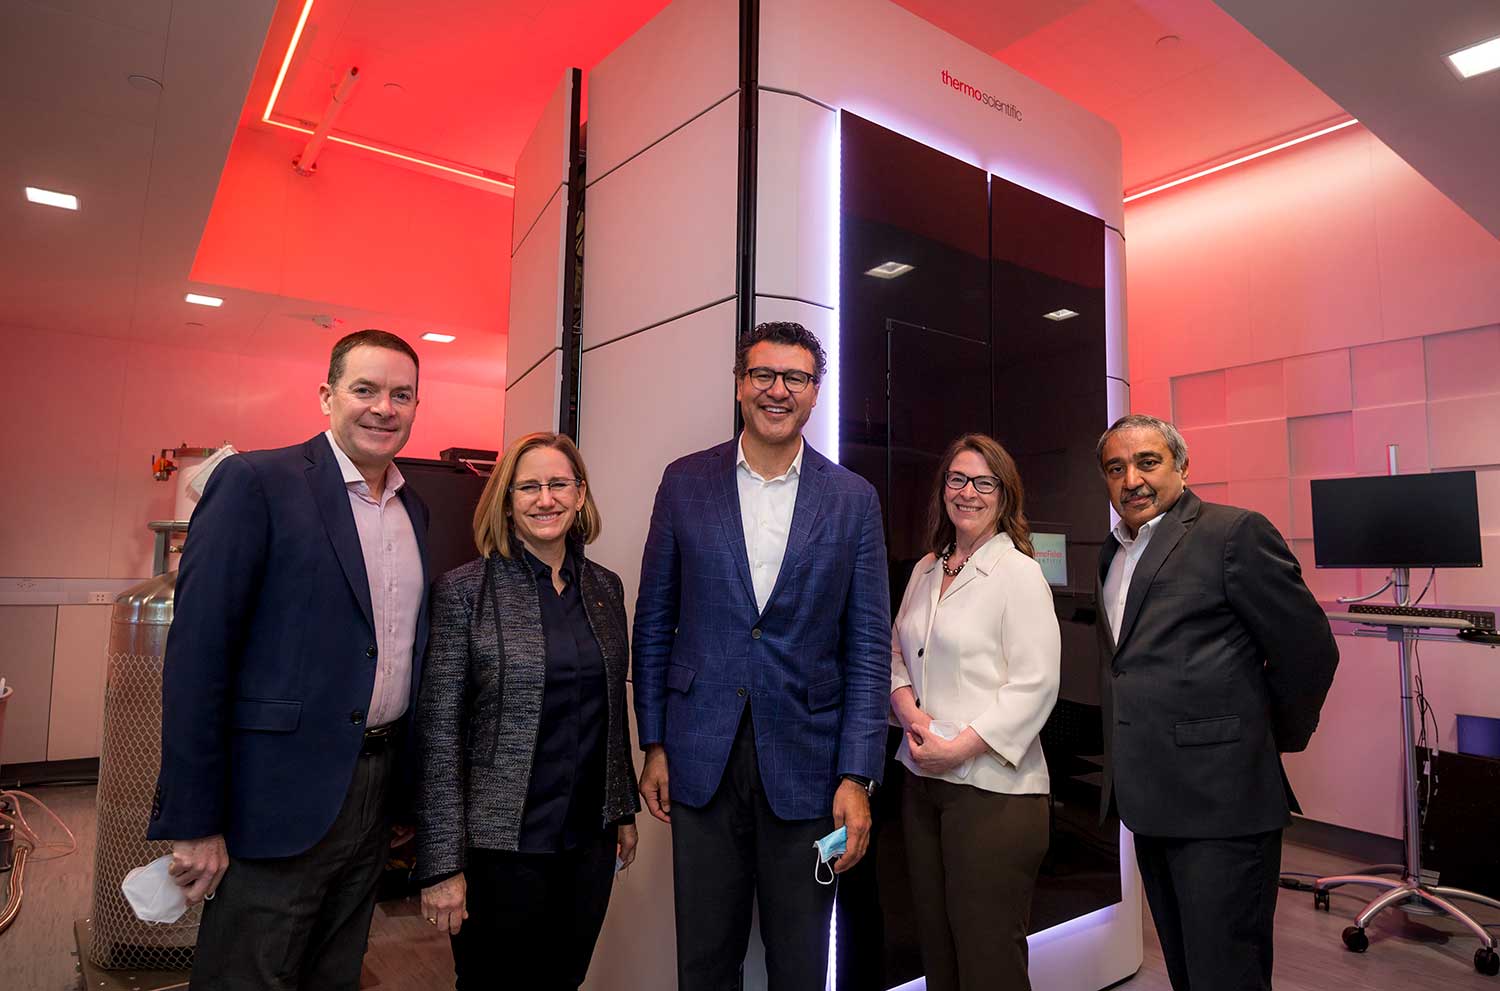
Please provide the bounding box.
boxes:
[1313,889,1330,911]
[1477,946,1499,976]
[1342,926,1369,953]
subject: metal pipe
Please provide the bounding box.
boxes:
[294,66,361,176]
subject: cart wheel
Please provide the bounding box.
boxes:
[1476,946,1499,977]
[1342,926,1369,953]
[1313,889,1330,911]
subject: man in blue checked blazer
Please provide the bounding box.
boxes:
[633,321,892,991]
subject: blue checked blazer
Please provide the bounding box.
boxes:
[632,438,892,820]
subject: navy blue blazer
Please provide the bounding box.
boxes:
[632,439,891,820]
[148,435,431,858]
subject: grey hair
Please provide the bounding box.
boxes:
[1095,414,1189,474]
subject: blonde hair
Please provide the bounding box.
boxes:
[473,432,601,558]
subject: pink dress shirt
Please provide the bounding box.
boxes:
[324,431,424,728]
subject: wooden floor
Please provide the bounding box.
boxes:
[3,783,1496,989]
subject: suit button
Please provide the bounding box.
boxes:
[737,687,746,697]
[350,709,365,725]
[751,628,762,640]
[366,645,378,658]
[917,648,924,657]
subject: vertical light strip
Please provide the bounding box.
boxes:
[828,111,842,464]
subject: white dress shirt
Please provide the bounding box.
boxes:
[1101,513,1166,642]
[325,431,423,728]
[736,434,803,613]
[890,532,1061,795]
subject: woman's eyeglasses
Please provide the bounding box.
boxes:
[510,479,582,498]
[944,471,999,495]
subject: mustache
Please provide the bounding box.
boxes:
[1120,484,1155,502]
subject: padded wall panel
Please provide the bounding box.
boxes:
[1283,349,1352,418]
[1351,403,1428,475]
[1129,377,1170,420]
[1291,539,1361,601]
[1227,479,1291,539]
[1429,394,1500,469]
[47,603,111,760]
[1351,338,1424,408]
[752,296,836,458]
[584,0,738,181]
[503,350,561,448]
[1191,482,1228,505]
[1223,419,1289,480]
[1434,536,1500,605]
[511,70,575,254]
[1225,361,1285,423]
[506,192,567,380]
[1477,469,1500,535]
[1172,370,1226,427]
[582,95,739,349]
[1179,425,1229,484]
[755,92,836,309]
[1425,326,1500,401]
[1288,413,1354,476]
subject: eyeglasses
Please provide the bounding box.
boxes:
[744,366,818,393]
[510,479,582,498]
[945,471,1000,495]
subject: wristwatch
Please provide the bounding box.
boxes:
[841,773,877,796]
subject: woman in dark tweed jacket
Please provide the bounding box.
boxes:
[415,431,640,990]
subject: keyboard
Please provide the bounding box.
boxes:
[1347,603,1496,631]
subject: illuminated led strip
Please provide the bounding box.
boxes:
[828,111,842,464]
[1123,118,1359,204]
[261,0,515,191]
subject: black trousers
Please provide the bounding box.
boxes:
[190,745,394,990]
[671,712,837,991]
[449,826,618,991]
[902,775,1049,991]
[1133,829,1283,991]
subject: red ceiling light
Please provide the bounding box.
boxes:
[261,0,515,191]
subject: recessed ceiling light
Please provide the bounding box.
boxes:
[1043,308,1079,321]
[127,73,163,93]
[185,292,223,307]
[25,186,78,210]
[1446,35,1500,80]
[865,261,914,279]
[422,332,456,343]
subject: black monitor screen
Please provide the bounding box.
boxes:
[1310,472,1482,569]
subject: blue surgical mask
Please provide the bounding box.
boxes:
[813,826,847,885]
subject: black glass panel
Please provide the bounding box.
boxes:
[835,112,1118,991]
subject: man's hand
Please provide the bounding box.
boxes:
[907,726,988,776]
[617,823,639,870]
[830,779,872,874]
[639,745,672,824]
[168,834,229,905]
[421,873,468,936]
[390,823,416,848]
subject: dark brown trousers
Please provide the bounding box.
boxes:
[901,774,1049,991]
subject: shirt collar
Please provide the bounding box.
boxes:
[736,433,804,482]
[1112,511,1164,549]
[324,429,404,497]
[920,530,1013,575]
[521,543,577,583]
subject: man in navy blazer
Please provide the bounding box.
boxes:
[149,330,431,990]
[633,321,892,990]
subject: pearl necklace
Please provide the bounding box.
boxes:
[940,544,966,577]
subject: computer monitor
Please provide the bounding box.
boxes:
[1310,471,1483,569]
[1029,521,1070,588]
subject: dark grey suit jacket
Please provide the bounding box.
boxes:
[415,548,640,882]
[1096,489,1339,838]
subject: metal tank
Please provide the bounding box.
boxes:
[88,570,200,969]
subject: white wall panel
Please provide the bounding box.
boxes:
[760,0,1123,229]
[578,300,737,991]
[584,0,738,181]
[752,296,836,459]
[503,350,562,448]
[512,70,576,255]
[582,95,740,349]
[506,192,567,381]
[755,92,837,309]
[47,603,111,761]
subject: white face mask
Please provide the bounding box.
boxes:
[121,854,189,924]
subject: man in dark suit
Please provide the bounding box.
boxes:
[633,321,891,990]
[149,329,431,989]
[1095,413,1338,991]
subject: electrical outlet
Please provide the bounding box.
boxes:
[89,591,115,605]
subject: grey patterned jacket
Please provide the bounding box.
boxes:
[414,549,640,882]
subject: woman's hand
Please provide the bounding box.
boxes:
[617,823,639,871]
[890,686,932,739]
[907,726,987,775]
[421,873,468,936]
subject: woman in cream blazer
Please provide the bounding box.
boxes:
[891,432,1060,991]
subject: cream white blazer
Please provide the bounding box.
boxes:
[891,531,1060,795]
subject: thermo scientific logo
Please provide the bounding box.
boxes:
[940,69,1022,121]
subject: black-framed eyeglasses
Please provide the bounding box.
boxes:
[510,479,582,498]
[945,471,1000,495]
[744,366,818,393]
